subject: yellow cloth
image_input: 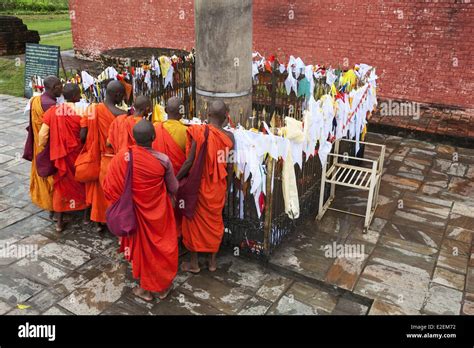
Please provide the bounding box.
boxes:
[29,96,54,211]
[341,69,357,92]
[159,56,171,78]
[152,103,166,123]
[162,119,187,152]
[281,117,303,220]
[38,123,49,148]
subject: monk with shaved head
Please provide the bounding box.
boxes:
[152,97,187,174]
[152,96,188,236]
[38,83,87,231]
[78,79,127,232]
[26,75,62,219]
[108,95,152,154]
[177,99,234,273]
[103,119,179,301]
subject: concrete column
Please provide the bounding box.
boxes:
[194,0,252,125]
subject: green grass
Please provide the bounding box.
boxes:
[40,32,73,51]
[19,13,71,35]
[0,58,25,97]
[0,57,69,97]
[0,0,68,13]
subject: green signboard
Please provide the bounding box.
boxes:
[24,43,60,98]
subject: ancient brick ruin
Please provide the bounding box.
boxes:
[0,15,40,56]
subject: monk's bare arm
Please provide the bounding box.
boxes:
[176,139,197,180]
[80,127,88,144]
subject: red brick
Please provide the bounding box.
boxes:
[69,0,473,109]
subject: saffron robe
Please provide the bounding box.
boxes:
[181,125,233,253]
[152,121,186,176]
[29,94,55,211]
[42,103,87,212]
[152,121,187,236]
[108,115,142,154]
[103,145,178,292]
[80,103,124,223]
[162,119,187,152]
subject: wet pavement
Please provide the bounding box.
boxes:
[0,94,472,315]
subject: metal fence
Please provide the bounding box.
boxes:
[80,55,359,260]
[80,48,196,119]
[221,68,359,259]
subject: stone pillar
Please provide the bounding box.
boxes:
[194,0,252,125]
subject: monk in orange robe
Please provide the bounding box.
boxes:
[38,84,88,232]
[28,76,62,217]
[103,120,179,301]
[108,95,152,154]
[152,96,187,175]
[79,80,127,232]
[177,100,234,272]
[152,97,187,236]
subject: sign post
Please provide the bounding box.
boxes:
[24,43,60,98]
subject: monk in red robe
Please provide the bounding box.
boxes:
[103,120,179,301]
[28,76,62,219]
[79,81,127,232]
[152,96,187,175]
[108,95,152,154]
[39,84,88,232]
[152,97,187,236]
[177,100,234,272]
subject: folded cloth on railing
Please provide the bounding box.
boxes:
[281,117,304,219]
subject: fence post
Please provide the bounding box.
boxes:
[263,154,274,258]
[268,60,277,123]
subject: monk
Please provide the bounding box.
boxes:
[103,120,179,301]
[108,95,152,154]
[28,75,62,218]
[177,100,234,273]
[80,80,127,232]
[39,84,88,232]
[152,97,187,236]
[152,96,187,175]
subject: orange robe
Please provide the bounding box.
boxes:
[29,95,54,211]
[108,115,141,154]
[43,104,87,212]
[152,122,186,176]
[152,122,187,236]
[80,103,124,223]
[103,145,178,292]
[181,125,233,253]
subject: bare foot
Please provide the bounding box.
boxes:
[49,212,58,222]
[94,223,104,233]
[56,222,63,233]
[208,258,217,272]
[158,286,172,300]
[181,261,200,274]
[132,287,153,301]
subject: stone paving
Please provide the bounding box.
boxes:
[0,94,473,316]
[370,99,474,146]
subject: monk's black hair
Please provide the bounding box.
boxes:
[63,83,80,101]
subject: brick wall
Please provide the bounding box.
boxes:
[69,0,474,108]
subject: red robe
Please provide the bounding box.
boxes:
[152,122,186,175]
[152,122,187,236]
[181,125,233,253]
[108,115,142,154]
[103,145,178,292]
[43,103,87,212]
[80,103,125,223]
